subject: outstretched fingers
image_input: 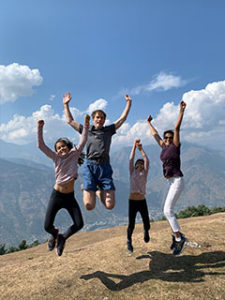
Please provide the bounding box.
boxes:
[63,92,72,104]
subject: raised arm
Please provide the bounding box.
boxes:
[129,139,139,173]
[63,92,81,132]
[137,141,149,172]
[76,114,90,153]
[37,120,56,160]
[173,100,186,147]
[114,94,132,130]
[147,115,163,147]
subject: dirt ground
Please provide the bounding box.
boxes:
[1,213,225,300]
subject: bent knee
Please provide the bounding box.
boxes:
[85,202,96,210]
[105,201,115,210]
[77,218,84,229]
[83,190,96,210]
[44,225,49,233]
[44,222,51,233]
[105,191,115,210]
[163,208,174,218]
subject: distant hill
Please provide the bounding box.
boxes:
[111,143,225,210]
[0,158,129,247]
[0,140,225,246]
[0,139,54,167]
[0,213,225,300]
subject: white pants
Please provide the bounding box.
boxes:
[163,176,184,233]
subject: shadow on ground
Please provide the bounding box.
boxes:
[80,251,225,291]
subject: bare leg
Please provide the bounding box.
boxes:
[96,190,101,200]
[83,190,96,210]
[99,190,115,210]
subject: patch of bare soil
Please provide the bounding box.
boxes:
[1,213,225,300]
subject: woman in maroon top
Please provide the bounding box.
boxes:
[147,100,187,256]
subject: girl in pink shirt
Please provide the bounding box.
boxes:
[37,114,89,256]
[127,139,150,253]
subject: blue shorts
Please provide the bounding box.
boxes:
[83,160,116,191]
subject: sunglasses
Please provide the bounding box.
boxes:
[164,136,173,140]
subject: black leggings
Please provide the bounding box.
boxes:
[44,189,84,240]
[127,199,150,240]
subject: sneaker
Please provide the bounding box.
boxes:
[144,230,150,243]
[173,233,187,256]
[56,234,66,256]
[170,235,175,250]
[48,228,58,251]
[127,239,133,253]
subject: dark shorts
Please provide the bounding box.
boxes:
[83,160,115,191]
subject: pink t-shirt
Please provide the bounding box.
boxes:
[129,155,149,195]
[37,126,88,185]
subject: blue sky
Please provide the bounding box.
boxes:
[1,0,225,150]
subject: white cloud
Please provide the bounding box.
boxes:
[116,122,130,135]
[87,98,107,115]
[126,72,186,96]
[0,105,65,144]
[180,80,225,130]
[1,81,225,151]
[113,80,225,150]
[8,128,28,140]
[0,63,43,104]
[112,121,151,148]
[0,98,108,145]
[61,106,83,123]
[146,72,185,92]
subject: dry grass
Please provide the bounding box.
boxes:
[1,213,225,300]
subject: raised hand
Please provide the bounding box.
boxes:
[137,143,143,151]
[84,114,90,127]
[147,115,153,123]
[135,138,140,146]
[180,100,186,112]
[125,94,132,102]
[37,120,44,128]
[63,92,72,105]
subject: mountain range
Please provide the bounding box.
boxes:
[0,139,224,246]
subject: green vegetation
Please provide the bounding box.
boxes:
[0,244,7,255]
[157,205,225,221]
[177,205,225,219]
[0,240,40,255]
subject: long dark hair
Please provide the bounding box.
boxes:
[77,152,85,166]
[54,137,85,166]
[54,137,73,151]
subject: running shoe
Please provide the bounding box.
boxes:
[127,239,133,253]
[170,235,175,250]
[56,234,66,256]
[144,230,150,243]
[48,228,58,251]
[173,233,187,256]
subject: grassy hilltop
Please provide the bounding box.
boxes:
[1,213,225,300]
